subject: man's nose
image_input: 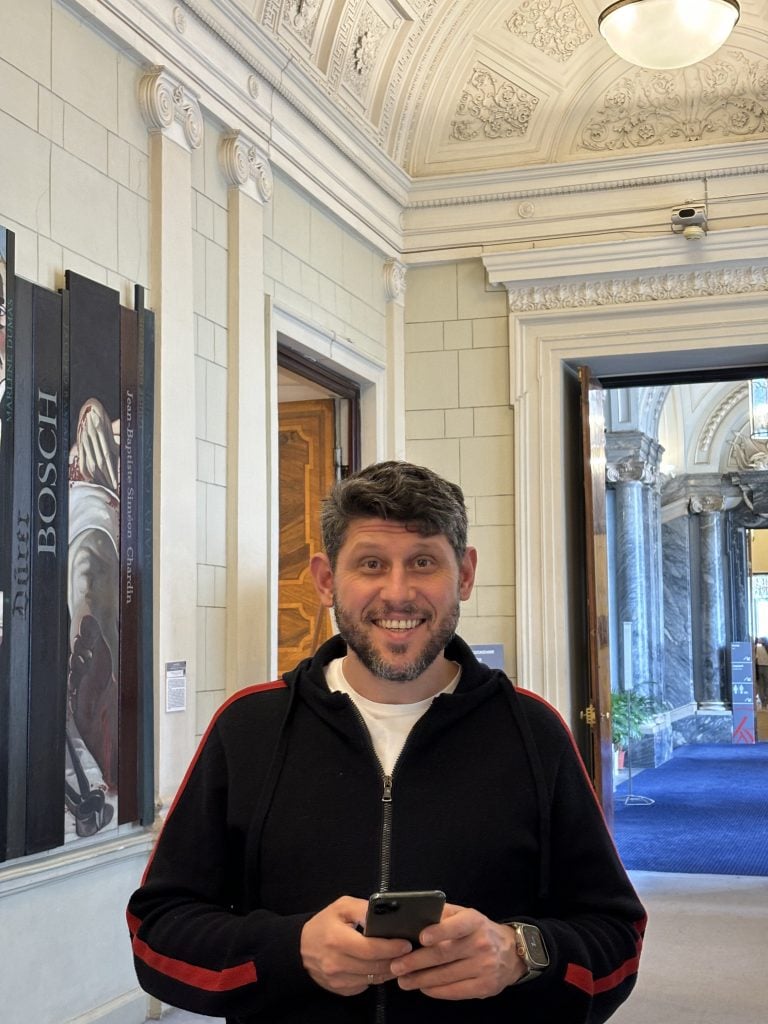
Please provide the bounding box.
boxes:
[379,565,415,603]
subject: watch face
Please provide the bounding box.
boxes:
[521,924,550,968]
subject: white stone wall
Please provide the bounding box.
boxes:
[192,119,230,737]
[404,261,517,676]
[0,5,153,1024]
[264,173,388,364]
[0,0,148,297]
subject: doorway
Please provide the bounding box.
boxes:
[276,345,361,675]
[595,374,768,772]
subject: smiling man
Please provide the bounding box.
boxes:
[128,461,645,1024]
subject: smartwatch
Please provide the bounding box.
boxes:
[508,921,550,983]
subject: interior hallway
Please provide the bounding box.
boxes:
[148,870,768,1024]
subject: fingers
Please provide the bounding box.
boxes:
[390,909,522,1000]
[300,897,412,998]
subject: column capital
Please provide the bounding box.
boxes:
[219,131,273,204]
[606,457,657,487]
[138,66,203,151]
[689,494,725,515]
[383,258,407,304]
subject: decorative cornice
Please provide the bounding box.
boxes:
[406,159,768,210]
[219,130,274,202]
[383,258,407,302]
[506,265,768,312]
[179,0,408,204]
[138,66,203,150]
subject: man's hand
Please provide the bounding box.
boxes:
[389,904,527,1000]
[300,896,412,996]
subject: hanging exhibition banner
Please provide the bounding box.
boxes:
[0,226,155,862]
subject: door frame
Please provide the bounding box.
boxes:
[267,300,387,677]
[484,226,768,733]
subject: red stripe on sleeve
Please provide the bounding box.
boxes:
[131,933,257,992]
[565,948,642,996]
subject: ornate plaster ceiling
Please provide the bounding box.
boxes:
[225,0,768,180]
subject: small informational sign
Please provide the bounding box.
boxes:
[470,644,505,671]
[165,660,187,713]
[730,641,755,744]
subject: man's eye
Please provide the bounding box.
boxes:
[414,557,434,569]
[361,559,381,571]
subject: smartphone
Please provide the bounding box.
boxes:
[364,889,446,944]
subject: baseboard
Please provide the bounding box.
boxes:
[64,989,149,1024]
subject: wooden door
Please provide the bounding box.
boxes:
[278,399,336,676]
[579,366,614,820]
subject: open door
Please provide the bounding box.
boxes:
[277,399,335,675]
[579,366,614,820]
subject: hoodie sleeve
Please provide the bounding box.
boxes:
[126,694,317,1019]
[509,691,646,1024]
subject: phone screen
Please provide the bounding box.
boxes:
[364,889,446,944]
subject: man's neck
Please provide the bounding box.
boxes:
[342,651,457,705]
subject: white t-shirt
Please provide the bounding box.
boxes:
[325,657,460,775]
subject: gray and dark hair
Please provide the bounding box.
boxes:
[320,460,468,568]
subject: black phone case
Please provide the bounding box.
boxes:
[364,890,446,944]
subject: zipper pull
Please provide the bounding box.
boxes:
[382,775,393,803]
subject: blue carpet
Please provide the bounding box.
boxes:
[612,743,768,876]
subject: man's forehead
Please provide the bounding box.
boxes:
[340,517,447,548]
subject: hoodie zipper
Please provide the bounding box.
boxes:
[346,702,404,1024]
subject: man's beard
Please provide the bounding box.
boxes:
[332,596,460,682]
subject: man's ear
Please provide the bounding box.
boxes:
[459,546,477,601]
[310,552,335,608]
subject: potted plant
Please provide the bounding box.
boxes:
[611,691,654,769]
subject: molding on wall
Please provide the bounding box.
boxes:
[483,226,768,310]
[0,829,152,898]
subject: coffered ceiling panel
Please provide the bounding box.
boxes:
[226,0,767,179]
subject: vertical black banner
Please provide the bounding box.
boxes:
[25,284,68,854]
[64,272,120,840]
[136,288,155,827]
[118,304,139,823]
[0,227,17,861]
[4,277,33,860]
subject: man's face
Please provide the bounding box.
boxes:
[313,518,476,692]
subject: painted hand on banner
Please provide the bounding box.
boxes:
[72,397,120,491]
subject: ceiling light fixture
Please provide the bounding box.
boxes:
[749,378,768,441]
[598,0,740,69]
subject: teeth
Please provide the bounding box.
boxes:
[378,619,420,630]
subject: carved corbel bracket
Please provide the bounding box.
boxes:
[138,66,203,151]
[219,131,273,203]
[384,258,406,303]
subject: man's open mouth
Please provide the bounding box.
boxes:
[374,618,424,631]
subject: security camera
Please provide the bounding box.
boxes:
[671,205,707,240]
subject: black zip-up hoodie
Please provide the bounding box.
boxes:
[127,635,645,1023]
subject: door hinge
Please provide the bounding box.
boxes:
[580,704,597,727]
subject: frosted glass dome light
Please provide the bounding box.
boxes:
[598,0,740,70]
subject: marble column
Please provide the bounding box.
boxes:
[219,131,274,692]
[691,495,727,709]
[384,258,406,460]
[138,67,202,804]
[606,434,664,699]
